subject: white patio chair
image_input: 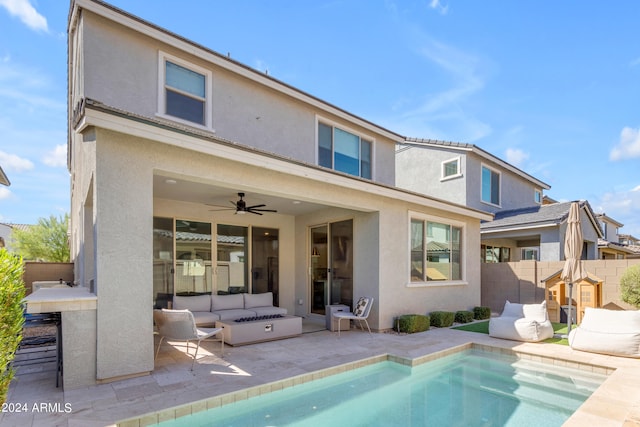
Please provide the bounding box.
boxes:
[333,297,374,337]
[154,309,224,370]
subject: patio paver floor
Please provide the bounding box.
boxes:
[3,320,640,426]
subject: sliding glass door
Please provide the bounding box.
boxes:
[310,220,353,315]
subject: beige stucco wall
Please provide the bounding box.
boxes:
[482,259,640,313]
[68,1,488,383]
[77,9,398,186]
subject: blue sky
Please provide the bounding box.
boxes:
[1,0,639,237]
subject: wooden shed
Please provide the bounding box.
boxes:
[542,270,603,324]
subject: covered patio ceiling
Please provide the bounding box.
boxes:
[153,173,337,216]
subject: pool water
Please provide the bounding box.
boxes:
[156,349,607,427]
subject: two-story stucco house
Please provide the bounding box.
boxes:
[395,138,597,261]
[396,138,551,215]
[66,0,492,386]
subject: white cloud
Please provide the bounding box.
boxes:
[0,150,33,172]
[389,37,492,142]
[429,0,449,15]
[594,186,640,238]
[0,0,48,32]
[0,187,11,200]
[610,126,640,161]
[42,144,66,167]
[505,148,529,168]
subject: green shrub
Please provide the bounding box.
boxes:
[473,306,491,320]
[454,310,474,324]
[620,265,640,308]
[0,250,25,404]
[396,314,430,333]
[429,311,455,327]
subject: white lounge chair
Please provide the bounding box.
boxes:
[333,297,373,337]
[154,309,224,370]
[568,307,640,358]
[489,300,554,342]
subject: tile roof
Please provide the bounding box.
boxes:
[480,200,603,238]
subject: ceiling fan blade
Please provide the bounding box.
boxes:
[246,204,266,209]
[249,208,277,213]
[248,210,263,215]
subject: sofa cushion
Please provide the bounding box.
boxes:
[215,309,257,320]
[252,306,287,317]
[192,311,220,327]
[243,292,274,309]
[211,294,244,311]
[173,294,211,312]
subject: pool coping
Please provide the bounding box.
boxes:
[117,342,618,427]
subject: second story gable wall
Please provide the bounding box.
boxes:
[465,155,542,214]
[73,8,396,186]
[395,145,467,205]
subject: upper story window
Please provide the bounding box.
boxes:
[441,157,461,180]
[158,52,212,129]
[481,164,500,206]
[534,189,542,204]
[318,122,372,179]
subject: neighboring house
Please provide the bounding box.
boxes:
[396,138,551,215]
[67,0,492,385]
[0,165,9,186]
[596,214,640,259]
[480,200,603,262]
[0,223,30,251]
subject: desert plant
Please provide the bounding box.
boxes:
[429,311,455,327]
[396,314,430,333]
[620,265,640,308]
[473,306,491,320]
[454,310,474,324]
[0,249,25,403]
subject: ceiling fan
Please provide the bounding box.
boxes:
[208,192,277,215]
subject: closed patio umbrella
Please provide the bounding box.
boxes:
[560,202,587,335]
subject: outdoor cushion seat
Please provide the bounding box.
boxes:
[489,300,554,342]
[173,295,220,327]
[568,307,640,358]
[243,293,287,317]
[170,292,287,326]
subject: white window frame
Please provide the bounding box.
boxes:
[315,116,375,180]
[520,247,539,261]
[407,211,467,287]
[441,156,462,181]
[157,51,213,131]
[480,163,501,207]
[534,189,542,204]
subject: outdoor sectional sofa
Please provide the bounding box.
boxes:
[172,292,287,327]
[568,307,640,358]
[489,300,554,342]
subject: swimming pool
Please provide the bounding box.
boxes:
[153,348,607,427]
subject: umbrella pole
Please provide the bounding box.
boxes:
[567,282,573,334]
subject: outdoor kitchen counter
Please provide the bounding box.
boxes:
[24,287,97,313]
[23,287,98,389]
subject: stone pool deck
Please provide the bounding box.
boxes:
[3,320,640,426]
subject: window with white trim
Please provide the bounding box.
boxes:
[534,189,542,204]
[318,122,372,179]
[158,52,212,128]
[441,157,461,180]
[481,164,500,205]
[521,247,539,261]
[411,218,462,282]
